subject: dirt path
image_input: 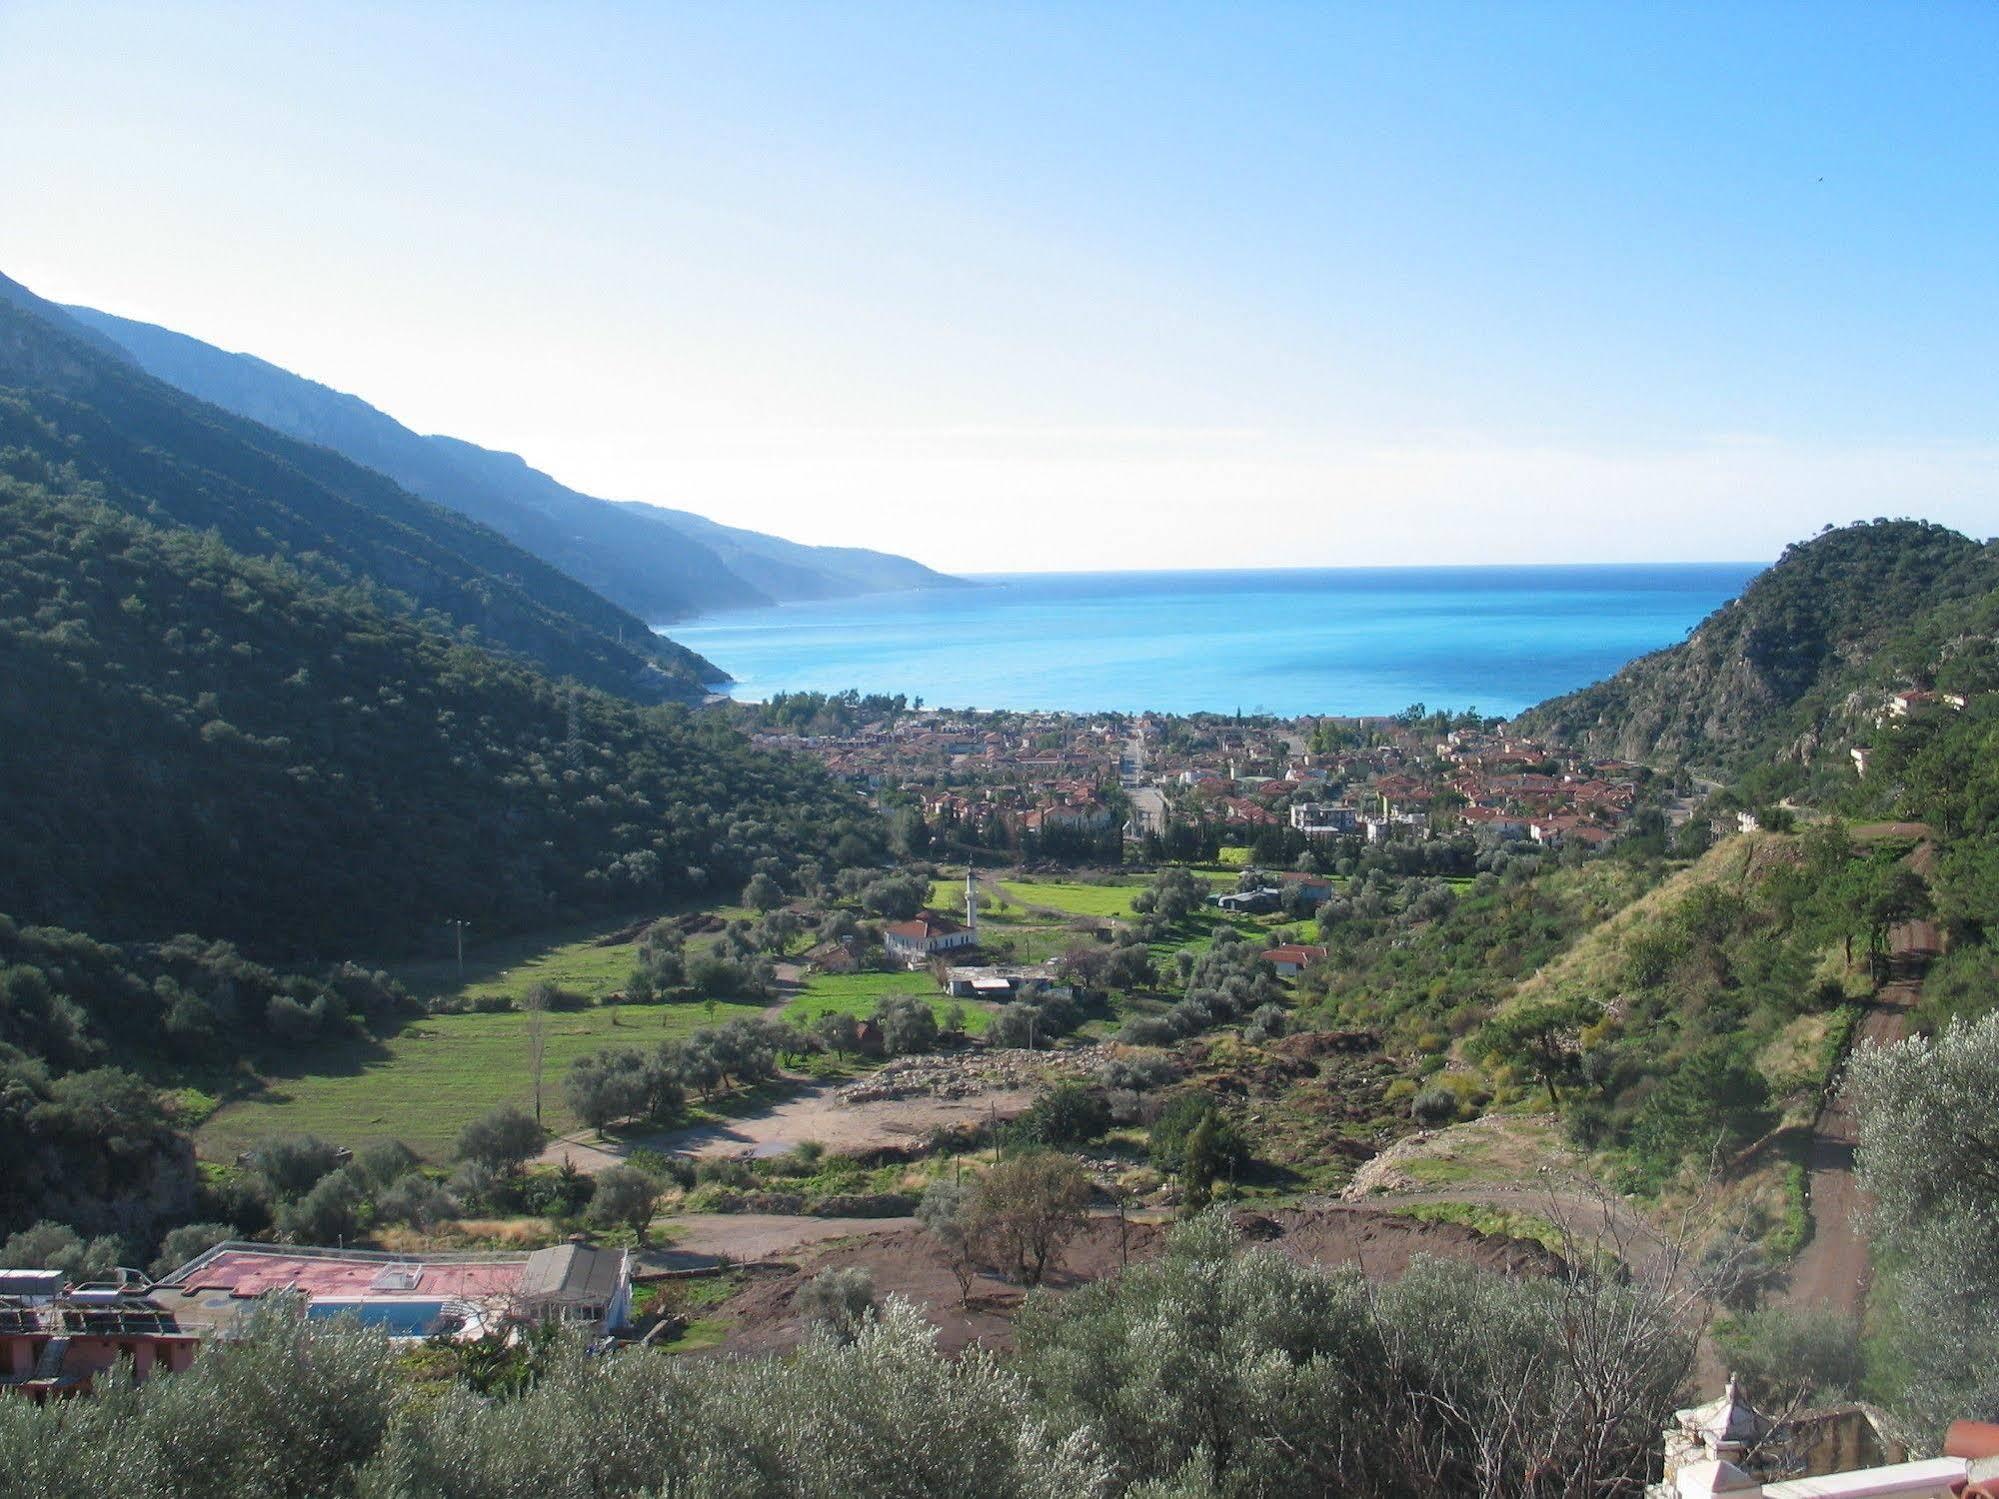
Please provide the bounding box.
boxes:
[1779,921,1934,1315]
[641,1212,920,1270]
[760,962,806,1019]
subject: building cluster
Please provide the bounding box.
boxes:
[748,711,1128,843]
[0,1240,633,1401]
[1166,722,1642,850]
[752,708,1645,854]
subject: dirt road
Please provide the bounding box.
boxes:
[1779,923,1933,1315]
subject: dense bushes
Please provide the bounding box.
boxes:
[1115,931,1284,1045]
[0,1055,195,1243]
[565,1017,798,1132]
[0,917,415,1071]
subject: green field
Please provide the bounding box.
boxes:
[990,878,1146,920]
[780,970,993,1034]
[197,999,763,1161]
[386,912,660,1007]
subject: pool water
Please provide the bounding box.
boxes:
[305,1299,457,1338]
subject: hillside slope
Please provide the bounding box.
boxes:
[62,299,961,622]
[0,276,717,700]
[1517,520,1994,771]
[0,478,880,956]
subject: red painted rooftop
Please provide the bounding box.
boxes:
[174,1249,523,1301]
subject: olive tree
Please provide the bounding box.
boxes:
[917,1179,981,1305]
[872,994,939,1056]
[967,1151,1091,1287]
[0,1303,397,1498]
[587,1165,665,1244]
[0,1221,124,1283]
[456,1105,543,1175]
[1853,1012,1999,1434]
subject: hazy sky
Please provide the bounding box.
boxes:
[5,3,1998,572]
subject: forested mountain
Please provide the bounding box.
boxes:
[0,479,882,957]
[1518,520,1997,772]
[60,298,961,622]
[0,285,892,1249]
[0,277,717,701]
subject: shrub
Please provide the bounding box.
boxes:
[1119,1015,1175,1047]
[372,1174,458,1231]
[1714,1305,1865,1409]
[1147,1093,1249,1180]
[277,1169,364,1245]
[351,1141,419,1193]
[1411,1087,1460,1128]
[1015,1083,1111,1147]
[794,1265,878,1344]
[247,1135,345,1201]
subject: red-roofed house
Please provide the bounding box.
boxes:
[1261,943,1329,977]
[884,911,976,962]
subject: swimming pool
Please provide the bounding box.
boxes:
[305,1299,462,1338]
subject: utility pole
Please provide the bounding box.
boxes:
[446,919,469,982]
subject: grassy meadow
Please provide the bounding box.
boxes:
[198,997,763,1161]
[780,970,994,1034]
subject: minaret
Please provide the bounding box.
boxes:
[965,866,978,936]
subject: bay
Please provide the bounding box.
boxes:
[666,563,1762,718]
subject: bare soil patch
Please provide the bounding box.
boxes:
[540,1078,1038,1171]
[709,1205,1559,1358]
[541,1049,1126,1172]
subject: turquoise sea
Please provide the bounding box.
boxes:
[667,563,1763,719]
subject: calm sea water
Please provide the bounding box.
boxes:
[667,564,1762,718]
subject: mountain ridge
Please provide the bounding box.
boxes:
[59,300,963,625]
[0,273,726,700]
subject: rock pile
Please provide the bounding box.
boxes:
[834,1044,1123,1105]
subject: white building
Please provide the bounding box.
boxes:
[1290,802,1359,838]
[885,873,980,964]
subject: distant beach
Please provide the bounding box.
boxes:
[667,563,1761,718]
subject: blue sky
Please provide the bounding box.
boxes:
[4,2,1997,570]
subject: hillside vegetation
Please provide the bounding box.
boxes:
[1520,520,1994,774]
[0,481,879,955]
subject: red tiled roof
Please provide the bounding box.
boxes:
[885,912,968,941]
[1261,944,1329,966]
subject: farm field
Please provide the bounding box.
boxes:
[989,877,1146,920]
[781,970,995,1034]
[197,999,764,1161]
